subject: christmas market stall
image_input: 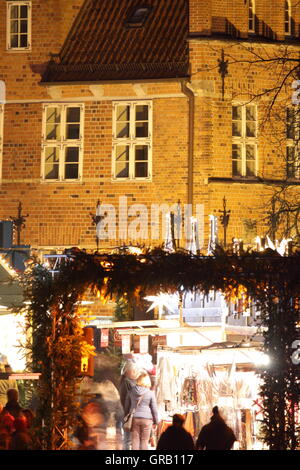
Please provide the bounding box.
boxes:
[155,344,267,450]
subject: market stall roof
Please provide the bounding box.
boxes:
[108,319,260,338]
[157,344,267,369]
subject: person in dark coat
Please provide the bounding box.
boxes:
[196,406,236,450]
[119,362,139,450]
[124,372,158,450]
[156,414,195,451]
[3,389,23,419]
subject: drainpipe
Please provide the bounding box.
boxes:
[181,80,195,209]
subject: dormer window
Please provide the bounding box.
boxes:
[125,6,151,28]
[284,0,292,36]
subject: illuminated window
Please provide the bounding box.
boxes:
[7,1,31,50]
[284,0,292,36]
[42,104,84,181]
[286,108,300,179]
[232,104,258,177]
[125,6,151,27]
[112,102,152,180]
[248,0,255,33]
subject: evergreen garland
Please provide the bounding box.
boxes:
[23,247,300,449]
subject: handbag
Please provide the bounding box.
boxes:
[123,394,145,432]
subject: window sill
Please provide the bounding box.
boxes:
[6,48,31,53]
[41,179,83,184]
[208,176,300,185]
[111,177,152,183]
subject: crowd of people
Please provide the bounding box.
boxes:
[0,360,237,451]
[118,361,237,451]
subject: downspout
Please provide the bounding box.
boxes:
[181,80,195,209]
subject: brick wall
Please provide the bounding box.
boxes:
[0,0,299,257]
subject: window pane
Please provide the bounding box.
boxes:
[246,121,256,137]
[10,20,19,33]
[45,147,59,179]
[46,108,61,140]
[246,145,256,160]
[116,145,129,162]
[246,105,256,121]
[232,144,242,160]
[135,145,148,161]
[135,122,148,138]
[20,20,28,33]
[65,147,79,163]
[66,124,80,139]
[116,122,130,138]
[10,6,19,19]
[246,160,255,176]
[232,144,242,176]
[65,164,79,179]
[115,145,129,178]
[45,147,59,162]
[135,162,148,178]
[20,6,28,18]
[116,105,130,122]
[136,105,148,121]
[46,124,60,140]
[232,121,242,136]
[115,162,129,178]
[232,160,242,176]
[287,146,295,162]
[232,106,242,120]
[64,148,79,179]
[10,35,18,48]
[66,107,80,123]
[20,34,28,48]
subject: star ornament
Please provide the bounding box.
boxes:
[144,293,179,314]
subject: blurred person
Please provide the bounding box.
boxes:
[0,364,18,407]
[81,398,107,449]
[4,389,23,419]
[124,372,158,450]
[9,416,33,450]
[23,409,35,429]
[196,406,236,450]
[0,429,10,450]
[119,362,139,450]
[156,414,195,450]
[74,420,96,450]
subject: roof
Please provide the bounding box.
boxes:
[42,0,189,83]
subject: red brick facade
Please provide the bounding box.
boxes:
[0,0,299,254]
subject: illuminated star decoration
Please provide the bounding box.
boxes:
[144,293,179,317]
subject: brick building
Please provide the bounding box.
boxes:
[0,0,299,253]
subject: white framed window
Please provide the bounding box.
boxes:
[286,107,300,179]
[7,1,31,51]
[0,105,3,181]
[284,0,292,36]
[42,104,84,181]
[112,101,152,180]
[248,0,255,33]
[232,104,258,177]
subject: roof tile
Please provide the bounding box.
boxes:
[42,0,189,83]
